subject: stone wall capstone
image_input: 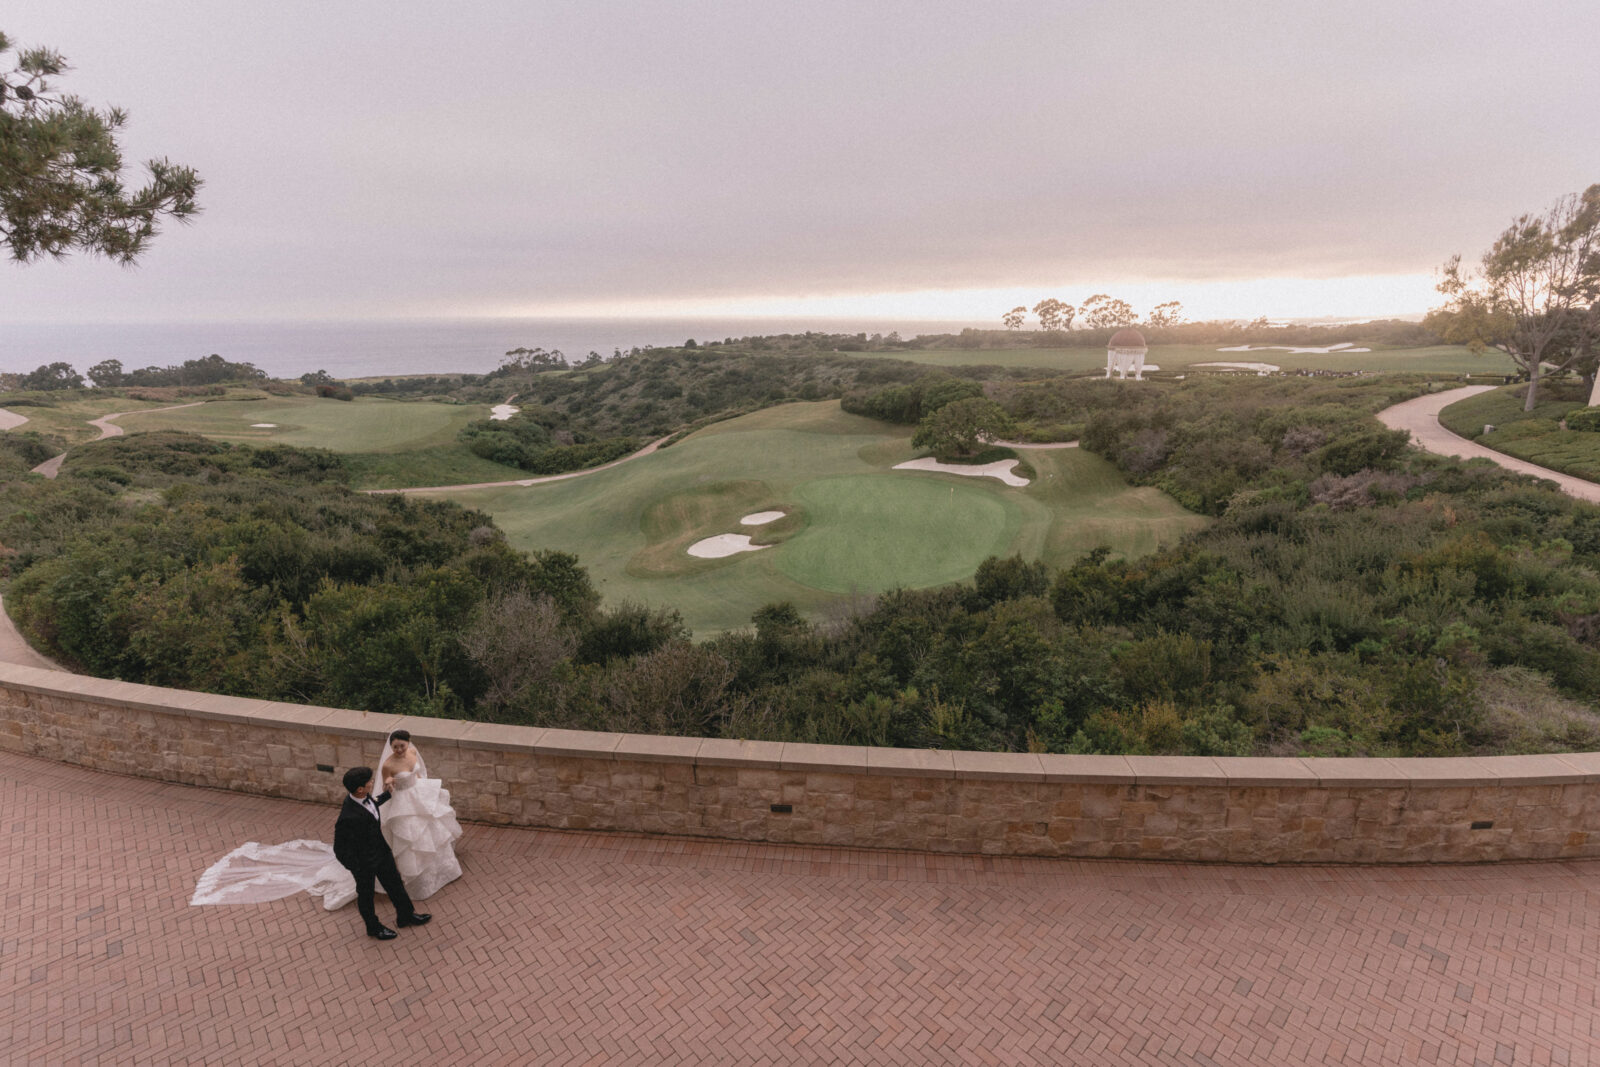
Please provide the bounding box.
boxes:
[1,662,1597,863]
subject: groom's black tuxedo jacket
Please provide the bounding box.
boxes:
[333,792,394,872]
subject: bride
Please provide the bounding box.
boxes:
[190,729,463,909]
[376,729,463,900]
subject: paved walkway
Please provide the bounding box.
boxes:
[0,595,67,672]
[1379,386,1600,504]
[3,749,1597,1065]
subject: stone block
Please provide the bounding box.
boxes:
[695,738,783,769]
[608,733,698,765]
[865,747,954,778]
[1127,755,1223,785]
[951,750,1043,782]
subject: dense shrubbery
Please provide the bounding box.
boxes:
[451,348,1027,440]
[457,411,637,475]
[2,434,596,715]
[6,363,1600,758]
[840,373,985,423]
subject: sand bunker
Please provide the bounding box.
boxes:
[687,534,769,558]
[490,404,519,421]
[1193,361,1280,374]
[1216,343,1370,354]
[250,423,277,428]
[0,408,31,430]
[894,457,1029,487]
[741,511,785,525]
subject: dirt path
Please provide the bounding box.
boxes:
[1378,386,1600,504]
[370,433,674,494]
[87,400,209,440]
[30,401,210,479]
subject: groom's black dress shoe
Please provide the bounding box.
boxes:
[396,913,431,927]
[369,926,397,940]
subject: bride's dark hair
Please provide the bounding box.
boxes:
[390,730,411,743]
[342,767,373,793]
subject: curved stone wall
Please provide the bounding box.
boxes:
[1,661,1596,863]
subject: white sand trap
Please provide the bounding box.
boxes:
[894,457,1029,486]
[490,404,520,421]
[1193,361,1280,374]
[688,534,769,558]
[0,408,30,430]
[250,423,277,428]
[741,510,785,525]
[1216,343,1370,355]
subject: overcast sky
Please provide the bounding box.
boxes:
[3,1,1597,324]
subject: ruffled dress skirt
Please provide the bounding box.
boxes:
[382,774,464,900]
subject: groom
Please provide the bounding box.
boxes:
[333,766,432,940]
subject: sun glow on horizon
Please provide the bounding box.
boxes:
[503,273,1440,325]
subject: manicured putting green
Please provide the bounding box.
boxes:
[114,396,487,453]
[777,475,1015,592]
[426,401,1208,634]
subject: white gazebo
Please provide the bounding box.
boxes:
[1105,327,1148,379]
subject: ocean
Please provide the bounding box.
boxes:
[0,317,994,380]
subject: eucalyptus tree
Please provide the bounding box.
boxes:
[1427,184,1600,410]
[0,30,201,262]
[1031,298,1074,332]
[1080,293,1137,330]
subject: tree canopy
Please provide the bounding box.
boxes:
[0,30,201,263]
[1426,183,1600,410]
[911,396,1017,458]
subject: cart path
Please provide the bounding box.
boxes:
[368,433,674,494]
[1379,385,1600,503]
[0,594,67,671]
[28,402,210,478]
[3,747,1598,1065]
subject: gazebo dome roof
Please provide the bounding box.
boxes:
[1108,328,1147,350]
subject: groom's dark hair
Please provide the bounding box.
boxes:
[342,766,373,794]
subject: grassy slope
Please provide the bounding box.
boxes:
[1438,384,1600,481]
[114,395,481,450]
[844,343,1511,375]
[0,394,197,446]
[109,394,527,488]
[424,401,1206,634]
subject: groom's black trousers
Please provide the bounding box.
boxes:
[353,854,415,934]
[334,792,416,935]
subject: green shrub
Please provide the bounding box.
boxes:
[1566,407,1600,432]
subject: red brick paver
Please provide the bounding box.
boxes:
[2,750,1598,1065]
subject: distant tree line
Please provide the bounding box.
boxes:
[3,354,267,392]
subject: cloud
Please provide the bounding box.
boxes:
[2,0,1596,322]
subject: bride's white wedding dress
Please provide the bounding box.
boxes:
[381,768,463,900]
[190,741,463,909]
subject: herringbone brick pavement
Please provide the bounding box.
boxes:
[1,749,1597,1066]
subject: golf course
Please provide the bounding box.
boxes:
[420,400,1208,634]
[109,394,526,486]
